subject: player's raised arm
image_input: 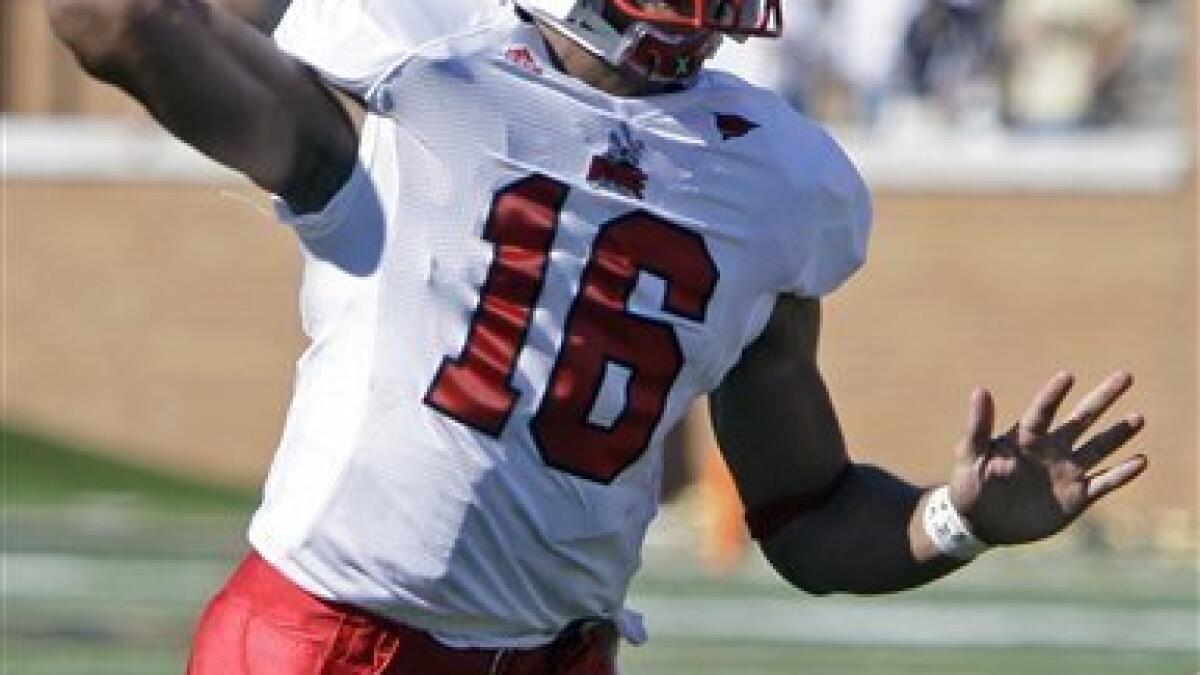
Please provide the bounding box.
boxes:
[710,295,1148,595]
[47,0,360,213]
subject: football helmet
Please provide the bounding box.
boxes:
[514,0,782,83]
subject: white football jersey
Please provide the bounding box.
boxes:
[251,2,871,649]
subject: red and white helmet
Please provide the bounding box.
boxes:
[514,0,782,83]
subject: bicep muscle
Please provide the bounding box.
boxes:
[709,296,850,516]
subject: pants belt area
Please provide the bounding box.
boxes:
[382,614,617,675]
[190,551,618,675]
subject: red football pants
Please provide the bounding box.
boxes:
[187,552,618,675]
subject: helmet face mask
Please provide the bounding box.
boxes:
[515,0,781,84]
[610,0,782,37]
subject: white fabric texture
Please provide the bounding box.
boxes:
[253,5,872,649]
[273,0,503,97]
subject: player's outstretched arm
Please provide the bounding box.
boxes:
[48,0,359,213]
[709,296,1148,595]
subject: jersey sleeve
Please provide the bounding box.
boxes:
[773,124,872,298]
[273,0,500,98]
[273,113,387,241]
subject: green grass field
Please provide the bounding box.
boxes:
[3,426,1197,674]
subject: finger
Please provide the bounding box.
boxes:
[959,387,995,458]
[1058,371,1134,443]
[1073,414,1145,470]
[1017,372,1074,445]
[1084,455,1148,505]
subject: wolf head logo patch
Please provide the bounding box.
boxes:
[587,123,649,199]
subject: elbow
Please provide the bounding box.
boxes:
[47,0,159,78]
[762,543,842,597]
[773,559,889,597]
[769,552,907,597]
[776,567,840,597]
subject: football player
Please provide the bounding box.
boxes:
[49,0,1148,673]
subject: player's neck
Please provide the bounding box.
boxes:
[534,21,681,98]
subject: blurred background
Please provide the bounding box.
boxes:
[2,0,1197,673]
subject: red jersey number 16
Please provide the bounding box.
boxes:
[424,175,719,484]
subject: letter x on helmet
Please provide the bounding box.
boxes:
[514,0,782,83]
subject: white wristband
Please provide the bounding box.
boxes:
[923,485,988,559]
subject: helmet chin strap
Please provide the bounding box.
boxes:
[522,1,721,84]
[615,23,722,82]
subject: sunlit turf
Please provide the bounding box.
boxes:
[3,425,1197,674]
[5,642,186,675]
[631,549,1200,611]
[621,640,1199,675]
[1,424,255,511]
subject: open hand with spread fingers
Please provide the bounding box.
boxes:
[947,371,1149,547]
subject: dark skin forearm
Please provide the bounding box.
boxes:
[711,296,960,596]
[759,465,965,596]
[712,296,1145,598]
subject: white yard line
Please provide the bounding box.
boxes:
[3,553,1196,652]
[629,594,1199,652]
[2,553,230,603]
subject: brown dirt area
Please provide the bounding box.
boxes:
[4,180,1196,547]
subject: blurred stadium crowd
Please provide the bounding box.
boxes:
[712,0,1183,133]
[1,0,1186,136]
